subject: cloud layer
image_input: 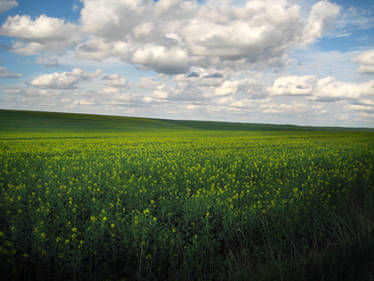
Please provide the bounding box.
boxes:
[1,0,373,127]
[75,0,342,73]
[1,0,342,74]
[353,49,374,73]
[0,14,80,55]
[30,68,101,89]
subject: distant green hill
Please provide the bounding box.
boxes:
[0,109,372,132]
[0,109,183,132]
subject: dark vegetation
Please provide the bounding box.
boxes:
[0,109,373,281]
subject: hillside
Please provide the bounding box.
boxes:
[0,109,372,132]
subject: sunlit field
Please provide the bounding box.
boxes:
[0,110,373,281]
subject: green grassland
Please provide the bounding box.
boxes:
[0,109,373,281]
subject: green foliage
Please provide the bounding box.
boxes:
[2,109,372,133]
[0,110,373,281]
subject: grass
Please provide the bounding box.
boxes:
[0,109,373,281]
[2,109,373,133]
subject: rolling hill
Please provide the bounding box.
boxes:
[0,109,372,132]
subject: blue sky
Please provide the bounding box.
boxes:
[0,0,373,127]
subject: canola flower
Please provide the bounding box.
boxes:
[0,130,373,281]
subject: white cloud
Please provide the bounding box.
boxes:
[133,22,154,39]
[0,1,346,74]
[268,75,316,96]
[80,0,144,41]
[0,0,346,74]
[0,0,17,14]
[0,15,80,54]
[0,15,77,42]
[5,41,43,56]
[36,57,60,67]
[76,38,129,60]
[182,1,302,59]
[131,45,190,74]
[30,68,102,89]
[345,103,374,112]
[2,88,22,95]
[4,69,374,127]
[259,101,311,114]
[214,80,239,96]
[99,87,121,95]
[2,1,373,127]
[303,1,341,44]
[314,77,374,100]
[268,74,374,101]
[0,66,21,78]
[138,77,162,90]
[355,99,374,106]
[73,0,343,74]
[102,74,127,87]
[353,49,374,74]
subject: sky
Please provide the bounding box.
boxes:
[0,0,373,127]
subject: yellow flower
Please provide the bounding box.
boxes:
[102,216,107,222]
[110,223,115,228]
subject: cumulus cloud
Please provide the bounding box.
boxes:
[4,68,374,126]
[36,57,60,67]
[0,0,17,14]
[30,68,102,89]
[0,15,76,42]
[76,39,129,60]
[314,77,374,100]
[0,66,21,78]
[2,88,22,95]
[345,103,374,113]
[268,75,374,101]
[102,74,127,87]
[80,0,144,40]
[0,14,80,54]
[176,69,226,88]
[71,0,343,74]
[0,0,344,74]
[214,80,240,96]
[171,69,270,103]
[3,1,372,126]
[353,49,374,74]
[131,45,190,74]
[303,1,341,44]
[268,76,316,96]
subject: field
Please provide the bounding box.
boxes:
[0,109,374,281]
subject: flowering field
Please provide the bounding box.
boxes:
[0,111,374,281]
